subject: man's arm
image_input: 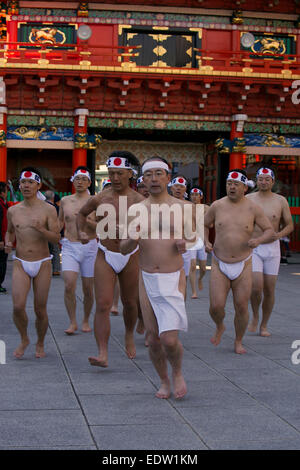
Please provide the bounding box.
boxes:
[276,197,294,239]
[58,198,65,232]
[204,203,216,252]
[248,205,275,248]
[4,209,15,253]
[119,203,140,254]
[77,195,99,243]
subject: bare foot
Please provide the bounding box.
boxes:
[88,356,108,368]
[136,318,145,335]
[81,322,92,333]
[260,327,271,337]
[191,294,198,299]
[156,379,171,399]
[111,307,119,316]
[173,374,187,400]
[13,339,30,359]
[210,324,226,346]
[125,333,136,359]
[64,325,78,335]
[235,341,247,354]
[248,321,258,333]
[35,344,46,358]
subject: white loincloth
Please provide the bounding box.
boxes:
[252,239,280,275]
[98,239,139,274]
[13,255,53,278]
[212,251,252,281]
[141,270,188,336]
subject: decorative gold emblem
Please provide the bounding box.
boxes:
[30,27,66,45]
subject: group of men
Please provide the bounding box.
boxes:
[2,152,294,400]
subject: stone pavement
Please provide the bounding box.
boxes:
[0,253,300,451]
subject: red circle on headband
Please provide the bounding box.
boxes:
[113,158,122,166]
[178,178,184,183]
[81,169,87,173]
[193,188,198,192]
[262,168,269,174]
[24,171,32,178]
[231,172,238,179]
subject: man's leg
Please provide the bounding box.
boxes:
[111,278,120,315]
[232,259,252,354]
[189,258,198,298]
[160,330,187,399]
[89,249,116,367]
[139,272,170,399]
[248,272,263,332]
[11,261,31,358]
[198,259,207,291]
[209,258,230,346]
[62,270,79,334]
[33,260,52,358]
[81,276,94,332]
[260,274,277,336]
[118,251,140,359]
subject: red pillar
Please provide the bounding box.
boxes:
[73,108,89,174]
[0,77,7,180]
[229,115,247,170]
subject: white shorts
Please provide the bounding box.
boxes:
[182,250,192,276]
[252,240,280,276]
[61,238,98,277]
[191,246,207,261]
[141,269,187,336]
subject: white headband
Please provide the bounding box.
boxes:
[227,171,248,186]
[102,179,111,189]
[171,177,187,187]
[190,188,203,196]
[142,161,169,174]
[137,176,144,185]
[256,168,275,179]
[20,170,41,184]
[70,169,91,182]
[106,156,132,170]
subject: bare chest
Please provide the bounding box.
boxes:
[215,209,254,233]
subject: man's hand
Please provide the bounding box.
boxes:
[248,238,260,249]
[78,231,89,245]
[175,239,186,254]
[204,240,213,253]
[4,241,12,254]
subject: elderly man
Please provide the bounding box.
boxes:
[120,157,197,399]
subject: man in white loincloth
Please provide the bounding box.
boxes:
[246,167,294,336]
[5,167,60,359]
[77,151,144,367]
[204,169,274,354]
[120,157,197,399]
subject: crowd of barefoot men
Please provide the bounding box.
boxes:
[3,151,294,399]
